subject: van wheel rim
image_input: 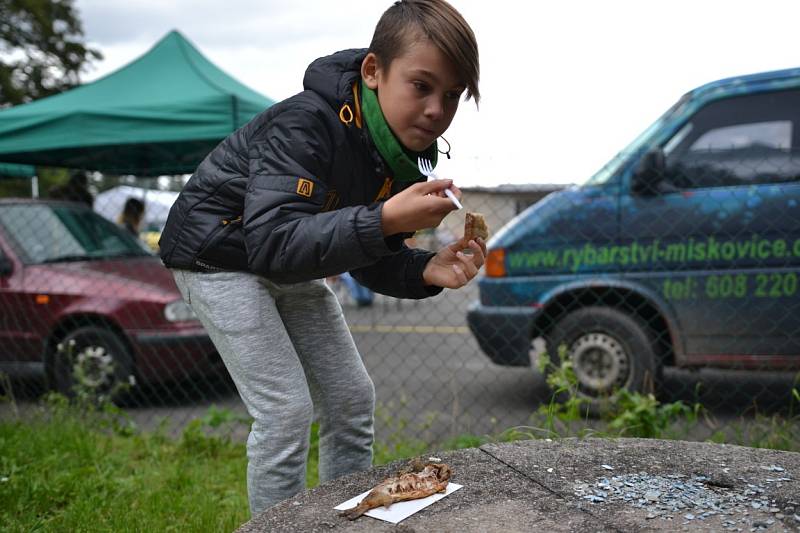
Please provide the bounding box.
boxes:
[570,333,629,394]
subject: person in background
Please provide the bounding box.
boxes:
[118,197,145,237]
[339,271,375,307]
[48,171,94,208]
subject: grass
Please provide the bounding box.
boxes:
[1,397,250,532]
[0,394,466,532]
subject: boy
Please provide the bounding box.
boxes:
[159,0,483,515]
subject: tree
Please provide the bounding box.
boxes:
[0,0,102,107]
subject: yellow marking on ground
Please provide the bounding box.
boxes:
[348,325,469,334]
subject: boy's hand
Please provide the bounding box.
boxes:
[423,237,487,289]
[381,180,461,235]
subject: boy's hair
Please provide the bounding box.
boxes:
[369,0,480,104]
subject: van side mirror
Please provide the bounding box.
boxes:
[632,148,666,196]
[0,255,12,277]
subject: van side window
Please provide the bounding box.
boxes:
[663,90,800,189]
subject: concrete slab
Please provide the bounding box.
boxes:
[238,438,800,533]
[481,438,800,531]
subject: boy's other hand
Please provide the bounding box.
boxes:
[422,237,487,289]
[381,180,461,235]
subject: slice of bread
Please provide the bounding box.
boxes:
[464,212,489,241]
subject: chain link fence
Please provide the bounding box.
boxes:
[1,157,798,447]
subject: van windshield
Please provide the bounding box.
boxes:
[583,94,691,187]
[0,203,152,264]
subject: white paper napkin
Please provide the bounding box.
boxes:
[334,482,463,524]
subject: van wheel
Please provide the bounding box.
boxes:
[47,326,134,404]
[544,306,661,412]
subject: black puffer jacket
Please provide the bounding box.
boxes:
[159,49,441,299]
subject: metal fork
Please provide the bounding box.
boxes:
[417,157,463,209]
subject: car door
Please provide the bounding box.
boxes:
[620,89,800,362]
[0,234,41,366]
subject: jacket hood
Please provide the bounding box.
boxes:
[303,48,367,110]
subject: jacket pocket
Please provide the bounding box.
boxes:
[195,217,249,271]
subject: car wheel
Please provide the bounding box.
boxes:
[47,326,134,404]
[544,306,661,412]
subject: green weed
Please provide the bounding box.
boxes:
[535,346,704,440]
[604,389,699,439]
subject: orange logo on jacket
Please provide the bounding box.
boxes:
[297,178,314,197]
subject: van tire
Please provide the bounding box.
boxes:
[46,326,134,405]
[544,306,661,413]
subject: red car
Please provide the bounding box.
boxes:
[0,198,221,399]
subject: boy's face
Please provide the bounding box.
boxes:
[362,38,465,152]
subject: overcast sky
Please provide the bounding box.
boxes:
[75,0,800,187]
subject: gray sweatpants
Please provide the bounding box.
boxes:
[171,270,375,515]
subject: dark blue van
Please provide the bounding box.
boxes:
[467,67,800,406]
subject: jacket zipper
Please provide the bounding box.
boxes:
[221,216,242,226]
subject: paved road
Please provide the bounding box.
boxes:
[335,286,799,444]
[3,283,798,445]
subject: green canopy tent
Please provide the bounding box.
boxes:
[0,163,35,178]
[0,163,37,197]
[0,30,274,176]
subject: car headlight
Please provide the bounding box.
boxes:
[164,299,198,322]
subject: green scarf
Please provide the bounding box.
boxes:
[360,81,437,182]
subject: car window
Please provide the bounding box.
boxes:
[663,90,800,189]
[0,204,152,264]
[689,121,791,152]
